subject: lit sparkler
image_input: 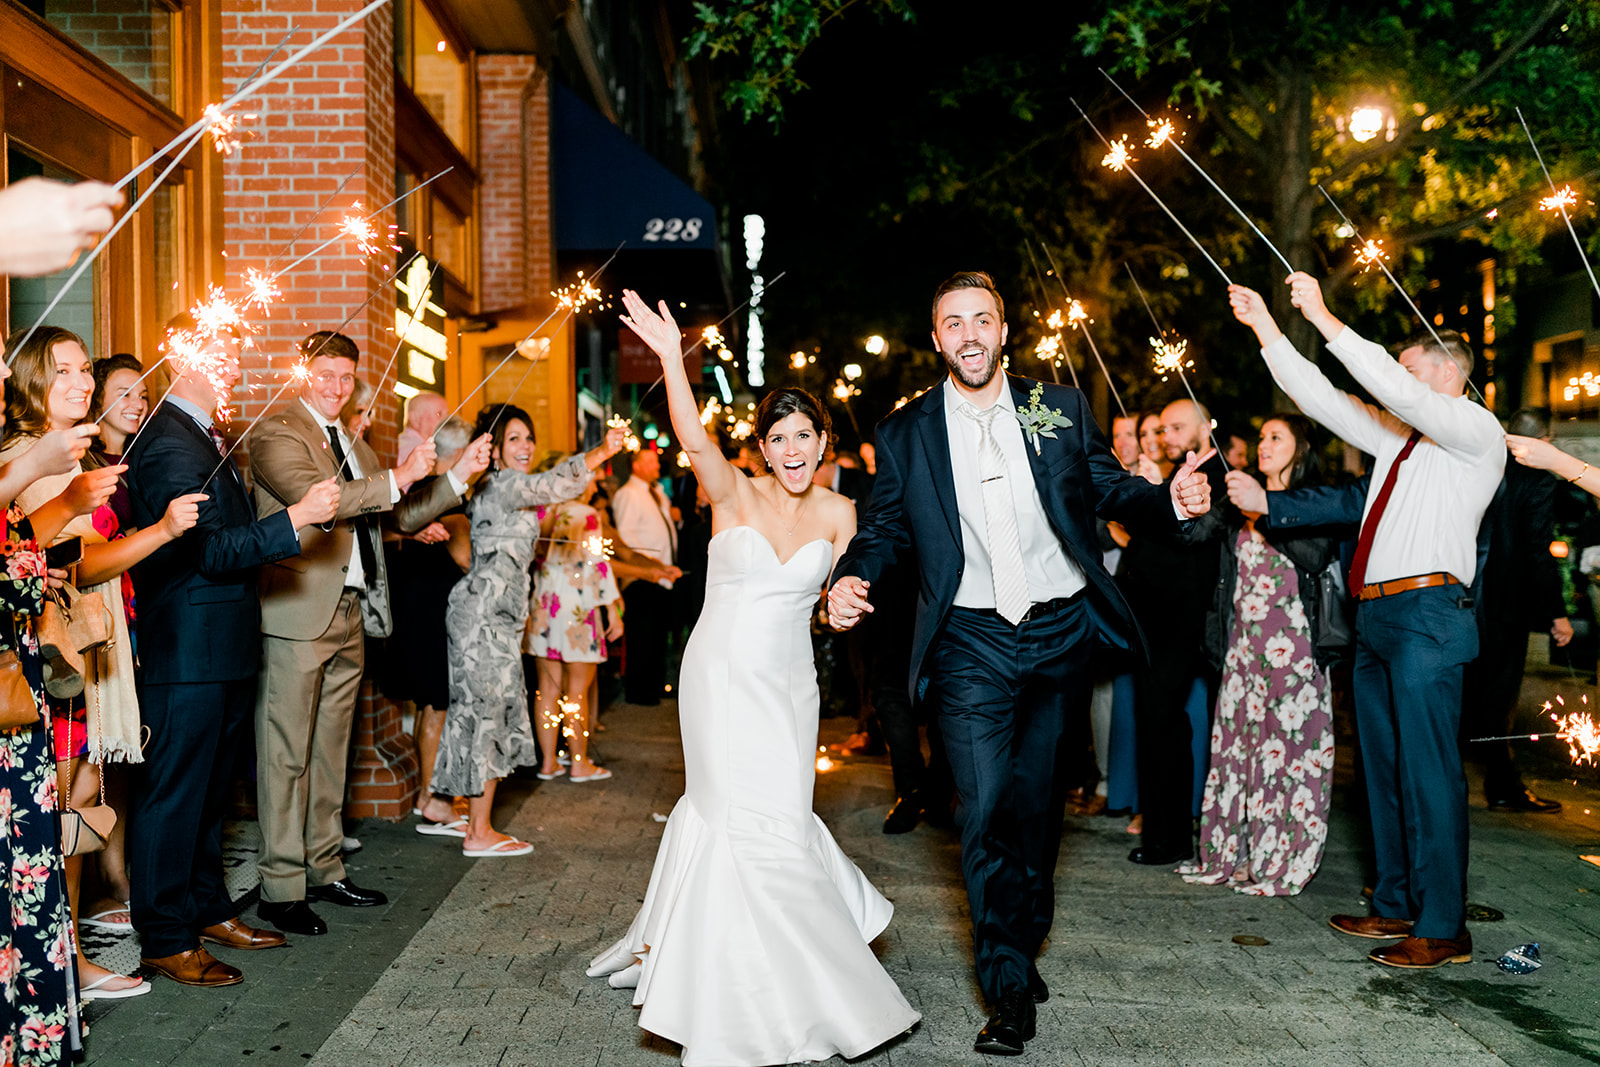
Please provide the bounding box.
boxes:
[1472,693,1600,767]
[1027,240,1123,414]
[607,414,642,453]
[1036,335,1062,363]
[1150,336,1192,377]
[1540,186,1579,213]
[339,204,383,259]
[1045,309,1065,330]
[202,357,312,488]
[1126,262,1227,466]
[702,325,726,349]
[244,268,282,311]
[1072,98,1233,286]
[1101,136,1134,172]
[730,419,753,441]
[1102,71,1295,274]
[271,169,451,281]
[1517,107,1600,300]
[202,103,252,156]
[1067,299,1088,325]
[676,450,692,469]
[584,534,616,559]
[1355,238,1389,270]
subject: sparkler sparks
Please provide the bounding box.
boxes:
[702,325,726,349]
[202,103,252,155]
[1066,299,1088,325]
[1101,136,1135,172]
[1035,335,1062,363]
[339,204,382,259]
[832,379,860,402]
[1517,106,1600,301]
[583,534,616,559]
[1145,118,1176,148]
[1540,186,1579,213]
[1548,695,1600,766]
[1150,336,1193,378]
[243,268,282,311]
[1355,238,1389,270]
[1045,309,1065,330]
[607,415,642,453]
[555,274,605,312]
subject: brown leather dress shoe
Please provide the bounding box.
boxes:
[1369,934,1473,969]
[1329,914,1414,940]
[141,947,244,987]
[200,917,287,950]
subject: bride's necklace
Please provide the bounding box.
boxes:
[772,488,810,537]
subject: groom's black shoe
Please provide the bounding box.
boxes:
[1027,969,1049,1004]
[974,990,1036,1055]
[883,796,921,835]
[1129,842,1193,866]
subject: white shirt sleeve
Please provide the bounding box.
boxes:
[1260,335,1391,455]
[1325,327,1501,459]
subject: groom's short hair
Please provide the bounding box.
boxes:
[931,271,1005,328]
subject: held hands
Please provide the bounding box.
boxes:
[1224,469,1269,515]
[396,438,436,489]
[618,289,684,363]
[413,522,449,545]
[62,465,125,516]
[1169,449,1214,519]
[159,492,209,539]
[450,434,493,483]
[826,576,872,631]
[0,178,124,277]
[288,476,341,529]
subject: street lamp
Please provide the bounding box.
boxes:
[864,334,886,356]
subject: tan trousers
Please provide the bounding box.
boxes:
[256,590,365,902]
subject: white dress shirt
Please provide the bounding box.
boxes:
[944,376,1086,609]
[1261,328,1504,586]
[300,398,399,589]
[613,475,676,589]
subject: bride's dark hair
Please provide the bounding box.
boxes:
[754,388,830,442]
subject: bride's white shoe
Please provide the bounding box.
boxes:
[607,961,643,989]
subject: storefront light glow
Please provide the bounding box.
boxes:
[744,214,766,386]
[713,365,734,404]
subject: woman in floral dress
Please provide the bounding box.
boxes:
[525,477,623,783]
[431,407,625,858]
[1181,414,1340,896]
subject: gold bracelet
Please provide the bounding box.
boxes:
[1570,462,1590,484]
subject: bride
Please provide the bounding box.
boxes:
[588,291,920,1065]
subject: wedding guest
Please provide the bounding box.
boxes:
[126,321,338,987]
[613,447,675,705]
[1231,277,1502,970]
[1180,413,1338,895]
[341,377,375,440]
[1225,432,1251,470]
[2,327,212,999]
[432,405,624,857]
[527,472,624,783]
[396,390,447,465]
[247,330,485,936]
[1110,413,1140,470]
[1138,410,1173,480]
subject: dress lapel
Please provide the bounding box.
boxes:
[915,388,963,550]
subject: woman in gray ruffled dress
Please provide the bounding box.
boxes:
[431,405,625,858]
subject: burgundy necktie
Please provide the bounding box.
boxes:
[207,425,227,457]
[1347,429,1423,593]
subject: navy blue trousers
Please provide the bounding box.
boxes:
[930,598,1093,1003]
[1353,584,1477,939]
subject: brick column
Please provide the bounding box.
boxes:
[223,0,413,821]
[477,55,551,309]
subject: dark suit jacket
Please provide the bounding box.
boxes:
[127,402,302,685]
[833,376,1181,698]
[1477,462,1565,633]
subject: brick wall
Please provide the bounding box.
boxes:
[45,0,172,104]
[477,55,553,310]
[523,76,553,301]
[221,0,401,466]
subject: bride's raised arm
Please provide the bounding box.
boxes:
[619,289,741,508]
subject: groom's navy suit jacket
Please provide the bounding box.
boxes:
[834,376,1183,700]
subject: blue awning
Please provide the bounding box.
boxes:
[553,82,717,252]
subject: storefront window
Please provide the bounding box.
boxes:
[430,196,468,284]
[394,0,469,154]
[27,0,175,109]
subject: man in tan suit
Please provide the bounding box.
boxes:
[248,330,490,935]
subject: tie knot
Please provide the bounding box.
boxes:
[960,402,1004,433]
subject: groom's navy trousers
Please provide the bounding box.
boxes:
[931,597,1093,1003]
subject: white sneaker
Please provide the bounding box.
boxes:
[341,836,362,855]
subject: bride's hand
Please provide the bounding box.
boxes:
[619,289,684,363]
[826,576,872,631]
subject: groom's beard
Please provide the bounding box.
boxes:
[942,341,1001,389]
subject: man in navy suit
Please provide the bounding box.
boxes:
[126,323,340,987]
[829,272,1213,1054]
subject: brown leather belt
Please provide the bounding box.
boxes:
[1357,572,1460,602]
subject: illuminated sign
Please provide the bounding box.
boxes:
[394,254,448,395]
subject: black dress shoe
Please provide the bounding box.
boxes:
[1128,843,1193,866]
[256,900,327,936]
[1486,789,1562,814]
[307,879,387,908]
[1027,969,1049,1004]
[974,990,1036,1055]
[883,796,921,835]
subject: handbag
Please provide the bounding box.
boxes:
[0,648,41,729]
[1313,558,1356,665]
[38,582,111,699]
[60,655,116,857]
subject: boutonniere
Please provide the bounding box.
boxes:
[1015,383,1073,455]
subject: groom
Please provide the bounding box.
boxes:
[829,271,1212,1055]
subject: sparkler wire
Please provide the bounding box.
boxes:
[1100,69,1295,275]
[1124,263,1230,469]
[269,168,452,280]
[1071,98,1233,286]
[1515,106,1600,301]
[362,260,442,419]
[265,163,364,272]
[1314,185,1488,406]
[1038,242,1127,418]
[1021,243,1070,387]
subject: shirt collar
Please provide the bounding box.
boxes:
[942,373,1017,416]
[166,394,214,431]
[300,397,343,437]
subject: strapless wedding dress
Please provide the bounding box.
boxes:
[588,525,920,1066]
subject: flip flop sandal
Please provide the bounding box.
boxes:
[81,973,151,1000]
[415,816,469,837]
[569,768,613,783]
[463,838,534,858]
[534,767,567,781]
[82,904,133,931]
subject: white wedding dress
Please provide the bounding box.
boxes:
[589,525,920,1066]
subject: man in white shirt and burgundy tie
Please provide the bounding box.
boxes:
[613,448,677,705]
[829,272,1214,1054]
[1230,275,1504,970]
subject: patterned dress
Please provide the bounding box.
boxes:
[524,502,621,664]
[0,506,76,1066]
[433,459,592,797]
[1180,529,1334,896]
